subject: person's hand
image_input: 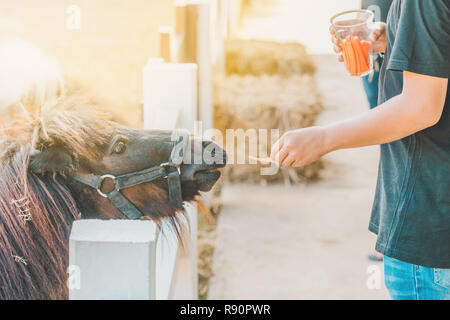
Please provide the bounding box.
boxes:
[329,25,344,62]
[369,22,387,55]
[270,127,329,167]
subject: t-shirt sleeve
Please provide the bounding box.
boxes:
[387,0,450,78]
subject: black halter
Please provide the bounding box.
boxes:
[73,132,189,220]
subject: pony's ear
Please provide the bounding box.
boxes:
[29,146,76,176]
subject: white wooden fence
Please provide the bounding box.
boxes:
[69,205,198,300]
[69,0,245,300]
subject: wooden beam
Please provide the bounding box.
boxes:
[174,2,187,62]
[159,26,172,62]
[185,4,198,63]
[175,2,187,34]
[195,1,213,130]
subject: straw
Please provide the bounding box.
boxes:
[248,155,275,164]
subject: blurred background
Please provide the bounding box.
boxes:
[1,0,174,126]
[0,0,359,126]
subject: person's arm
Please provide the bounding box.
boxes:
[325,72,447,150]
[270,72,448,167]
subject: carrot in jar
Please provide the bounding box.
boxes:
[341,39,351,72]
[345,36,358,76]
[351,36,369,73]
[359,39,372,70]
[361,40,371,56]
[350,36,362,73]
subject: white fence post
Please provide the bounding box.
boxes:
[169,203,199,299]
[143,60,197,131]
[69,220,158,300]
[143,58,199,300]
[155,203,198,300]
[215,0,244,40]
[174,0,214,131]
[211,0,226,72]
[194,0,213,130]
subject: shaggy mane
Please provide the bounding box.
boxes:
[1,97,114,164]
[0,98,116,299]
[0,147,77,299]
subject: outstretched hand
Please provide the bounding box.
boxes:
[270,127,330,167]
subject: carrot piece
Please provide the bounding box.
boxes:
[345,37,357,76]
[344,43,352,75]
[352,36,369,73]
[343,36,352,73]
[341,39,351,72]
[361,41,371,55]
[351,37,362,75]
[361,40,371,69]
[350,36,361,74]
[359,40,371,64]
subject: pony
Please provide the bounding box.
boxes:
[0,38,226,299]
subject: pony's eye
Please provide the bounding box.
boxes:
[113,141,126,154]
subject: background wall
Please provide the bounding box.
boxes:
[0,0,174,127]
[240,0,361,54]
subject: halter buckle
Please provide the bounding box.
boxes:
[96,174,118,198]
[160,162,181,175]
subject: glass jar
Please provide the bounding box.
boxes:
[330,9,375,77]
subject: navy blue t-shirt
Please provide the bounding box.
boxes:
[369,0,450,268]
[362,0,393,22]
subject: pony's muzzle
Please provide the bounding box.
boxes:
[180,140,227,192]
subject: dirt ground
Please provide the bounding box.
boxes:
[208,54,390,300]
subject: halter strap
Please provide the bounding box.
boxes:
[73,130,189,220]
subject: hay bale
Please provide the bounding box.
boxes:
[225,39,316,77]
[214,74,324,184]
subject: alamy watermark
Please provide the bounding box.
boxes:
[366,265,382,290]
[170,121,281,176]
[66,5,81,30]
[67,265,81,290]
[367,5,382,22]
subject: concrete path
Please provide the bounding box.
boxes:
[209,0,390,300]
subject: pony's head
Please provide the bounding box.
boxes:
[24,102,226,221]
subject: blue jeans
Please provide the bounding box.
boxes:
[362,70,380,109]
[384,256,450,300]
[362,55,383,109]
